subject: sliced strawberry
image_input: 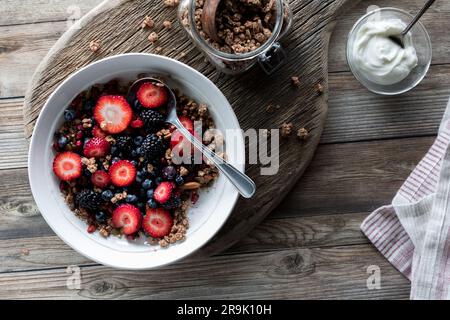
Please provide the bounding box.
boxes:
[112,204,142,235]
[109,160,136,187]
[170,116,196,149]
[94,95,133,134]
[153,181,174,204]
[53,151,82,181]
[136,82,168,108]
[178,116,194,133]
[91,170,111,188]
[143,207,173,238]
[83,137,110,158]
[130,118,144,128]
[92,125,107,138]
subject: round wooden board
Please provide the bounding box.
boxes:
[23,0,355,258]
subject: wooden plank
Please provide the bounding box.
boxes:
[0,244,409,299]
[0,98,28,169]
[0,136,433,242]
[0,0,103,26]
[324,65,450,143]
[0,212,368,273]
[276,136,434,216]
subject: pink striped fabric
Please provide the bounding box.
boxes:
[361,131,450,282]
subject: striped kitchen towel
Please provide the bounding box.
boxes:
[361,97,450,299]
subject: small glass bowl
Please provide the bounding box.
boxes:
[346,7,432,95]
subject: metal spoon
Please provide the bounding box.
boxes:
[388,0,436,48]
[128,77,256,199]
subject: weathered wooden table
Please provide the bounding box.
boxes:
[0,0,448,299]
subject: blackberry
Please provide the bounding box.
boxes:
[114,136,133,153]
[162,195,181,210]
[140,109,165,132]
[141,134,165,160]
[75,189,102,210]
[162,166,177,180]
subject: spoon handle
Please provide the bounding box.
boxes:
[403,0,436,35]
[172,119,256,199]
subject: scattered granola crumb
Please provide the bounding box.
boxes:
[163,20,173,29]
[179,52,186,58]
[164,0,179,7]
[148,32,159,43]
[291,76,301,87]
[280,122,294,138]
[155,46,163,53]
[316,83,324,95]
[21,248,30,256]
[265,104,280,114]
[89,40,101,53]
[141,16,154,29]
[297,127,309,141]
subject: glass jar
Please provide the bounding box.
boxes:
[178,0,293,75]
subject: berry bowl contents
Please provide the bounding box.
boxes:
[52,77,221,247]
[28,53,245,269]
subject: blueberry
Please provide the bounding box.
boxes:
[64,109,76,122]
[131,150,138,158]
[57,136,69,148]
[137,202,145,210]
[95,211,107,223]
[130,160,138,167]
[175,175,184,186]
[126,194,138,203]
[111,157,121,164]
[162,166,177,180]
[155,177,163,185]
[146,189,154,199]
[83,99,95,111]
[101,190,114,201]
[136,147,142,156]
[111,146,120,156]
[142,179,153,189]
[139,188,146,197]
[133,136,144,146]
[147,198,158,209]
[135,176,143,184]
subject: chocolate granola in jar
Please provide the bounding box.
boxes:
[178,0,292,74]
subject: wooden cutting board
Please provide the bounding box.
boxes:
[23,0,356,258]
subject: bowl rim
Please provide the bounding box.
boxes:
[346,7,432,96]
[27,53,245,269]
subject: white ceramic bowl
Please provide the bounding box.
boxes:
[28,53,245,269]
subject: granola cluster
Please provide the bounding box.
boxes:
[194,0,277,54]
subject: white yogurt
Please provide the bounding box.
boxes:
[352,19,418,85]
